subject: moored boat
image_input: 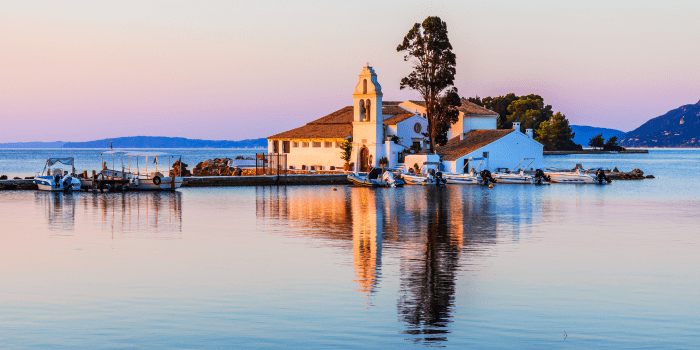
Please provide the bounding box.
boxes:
[348,167,404,187]
[34,157,81,191]
[491,158,535,184]
[97,151,184,191]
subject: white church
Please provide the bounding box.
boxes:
[267,65,543,173]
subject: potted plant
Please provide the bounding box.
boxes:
[340,139,353,171]
[378,157,389,167]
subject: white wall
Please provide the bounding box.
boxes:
[442,131,543,173]
[278,140,348,170]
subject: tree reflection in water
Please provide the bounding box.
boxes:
[398,188,460,343]
[255,185,500,344]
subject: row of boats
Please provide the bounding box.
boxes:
[347,157,612,188]
[34,151,184,192]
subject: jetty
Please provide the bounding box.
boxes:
[1,174,352,191]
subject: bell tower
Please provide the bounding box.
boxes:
[352,64,385,171]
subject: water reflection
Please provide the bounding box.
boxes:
[34,191,182,239]
[34,192,77,233]
[256,185,513,344]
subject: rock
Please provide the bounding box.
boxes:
[631,168,644,176]
[233,167,242,176]
[13,177,21,180]
[24,176,35,179]
[0,175,7,180]
[646,175,655,179]
[613,167,619,172]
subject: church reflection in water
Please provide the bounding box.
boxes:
[35,191,182,238]
[256,185,511,344]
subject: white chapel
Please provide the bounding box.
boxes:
[267,65,543,173]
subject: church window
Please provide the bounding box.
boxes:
[363,79,367,94]
[359,100,366,122]
[324,141,332,148]
[292,141,298,148]
[302,142,309,148]
[366,99,371,121]
[414,123,422,133]
[312,141,322,148]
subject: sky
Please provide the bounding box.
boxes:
[2,0,699,142]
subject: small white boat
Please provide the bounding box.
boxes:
[348,168,404,187]
[34,157,82,191]
[443,157,484,185]
[545,168,604,184]
[491,158,535,184]
[97,151,184,191]
[402,170,446,185]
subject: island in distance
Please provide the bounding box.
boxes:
[0,136,268,149]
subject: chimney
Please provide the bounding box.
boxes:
[512,122,521,132]
[526,129,533,138]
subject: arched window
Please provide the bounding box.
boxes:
[359,99,366,122]
[363,79,367,94]
[366,99,371,122]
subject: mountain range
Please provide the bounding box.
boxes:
[621,100,700,147]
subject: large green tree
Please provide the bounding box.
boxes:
[536,112,582,151]
[397,16,460,154]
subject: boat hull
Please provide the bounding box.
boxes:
[35,176,81,191]
[546,172,596,184]
[444,174,479,185]
[128,177,184,190]
[491,174,534,184]
[347,174,404,187]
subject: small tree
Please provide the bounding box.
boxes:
[340,140,353,168]
[588,134,605,150]
[397,16,458,154]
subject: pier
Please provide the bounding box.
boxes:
[0,174,352,191]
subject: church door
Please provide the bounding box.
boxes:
[360,147,369,172]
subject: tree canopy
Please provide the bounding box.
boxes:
[536,112,582,151]
[397,16,459,154]
[588,134,605,149]
[470,93,580,151]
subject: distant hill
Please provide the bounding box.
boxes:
[622,100,700,147]
[62,136,267,148]
[0,141,66,148]
[570,125,626,146]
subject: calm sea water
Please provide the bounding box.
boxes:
[1,149,699,348]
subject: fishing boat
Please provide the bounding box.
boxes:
[491,158,535,184]
[96,151,184,191]
[34,157,82,191]
[347,167,404,187]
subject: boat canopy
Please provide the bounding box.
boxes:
[46,157,74,166]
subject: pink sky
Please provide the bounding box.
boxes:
[1,1,699,142]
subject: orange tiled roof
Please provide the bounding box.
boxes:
[268,104,419,139]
